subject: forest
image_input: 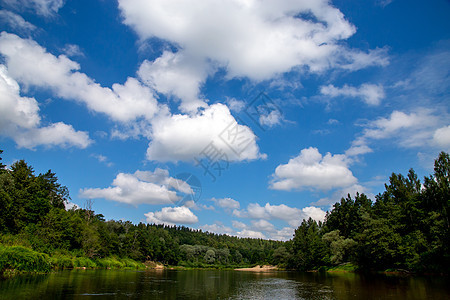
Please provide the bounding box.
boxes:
[0,150,449,275]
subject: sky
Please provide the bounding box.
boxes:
[0,0,449,240]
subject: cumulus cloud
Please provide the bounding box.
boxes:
[1,0,65,17]
[0,33,266,163]
[0,32,159,123]
[236,229,266,239]
[0,10,36,33]
[270,227,295,241]
[234,202,326,228]
[146,103,264,162]
[13,122,92,149]
[270,147,357,191]
[346,109,449,156]
[79,168,195,206]
[145,206,198,225]
[230,202,326,240]
[232,220,247,230]
[118,0,388,111]
[234,223,295,240]
[119,0,387,78]
[226,98,246,113]
[251,219,276,233]
[199,223,233,235]
[320,83,385,105]
[0,64,91,149]
[433,125,450,149]
[138,50,212,113]
[212,197,240,210]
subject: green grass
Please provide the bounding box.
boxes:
[0,245,51,275]
[327,263,358,272]
[0,244,146,277]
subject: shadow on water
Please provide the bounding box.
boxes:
[0,269,449,299]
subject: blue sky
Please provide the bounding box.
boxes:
[0,0,449,240]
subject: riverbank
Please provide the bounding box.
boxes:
[235,265,280,272]
[0,245,148,278]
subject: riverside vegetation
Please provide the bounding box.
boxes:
[0,150,448,277]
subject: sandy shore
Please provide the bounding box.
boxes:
[144,261,165,269]
[234,265,279,272]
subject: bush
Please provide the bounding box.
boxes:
[73,256,97,268]
[95,257,124,269]
[0,246,51,274]
[49,255,74,269]
[120,258,143,269]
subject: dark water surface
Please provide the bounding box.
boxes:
[0,269,449,299]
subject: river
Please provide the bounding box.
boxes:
[0,269,448,299]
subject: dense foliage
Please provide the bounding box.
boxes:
[0,152,282,274]
[289,152,449,273]
[0,150,448,274]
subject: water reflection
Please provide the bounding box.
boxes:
[0,269,448,299]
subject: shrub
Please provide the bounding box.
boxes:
[0,246,51,274]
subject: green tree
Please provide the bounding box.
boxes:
[204,249,216,264]
[322,230,356,265]
[291,218,328,270]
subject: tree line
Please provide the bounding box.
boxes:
[286,151,449,273]
[0,150,282,268]
[1,150,449,273]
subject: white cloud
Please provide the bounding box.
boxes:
[230,202,326,240]
[91,154,114,167]
[347,109,448,156]
[145,206,198,225]
[237,229,266,239]
[327,118,340,125]
[1,0,65,17]
[13,122,91,149]
[79,168,192,206]
[0,32,159,123]
[270,227,295,241]
[119,0,388,109]
[62,44,84,58]
[64,201,80,210]
[338,47,389,71]
[345,144,373,157]
[138,50,212,113]
[232,220,247,230]
[0,64,91,149]
[0,10,36,32]
[433,125,450,149]
[235,202,326,227]
[364,110,438,140]
[212,197,240,210]
[312,183,371,207]
[376,0,393,8]
[226,98,246,113]
[146,103,264,162]
[320,83,385,105]
[259,109,283,127]
[251,219,276,233]
[4,44,270,164]
[270,147,357,191]
[199,223,233,234]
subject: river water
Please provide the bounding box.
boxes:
[0,269,448,299]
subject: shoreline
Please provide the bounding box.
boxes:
[234,265,279,272]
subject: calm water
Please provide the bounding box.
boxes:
[0,269,449,299]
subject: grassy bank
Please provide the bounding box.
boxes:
[0,245,146,278]
[325,263,358,273]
